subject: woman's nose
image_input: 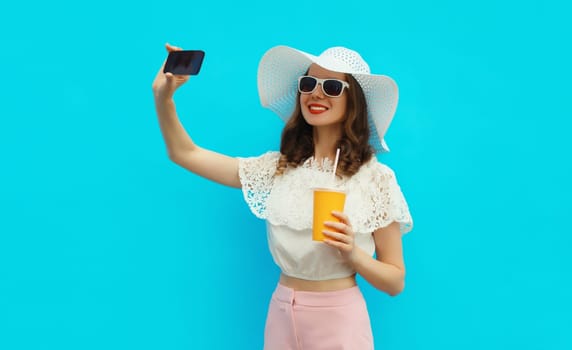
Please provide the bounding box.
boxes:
[311,83,325,98]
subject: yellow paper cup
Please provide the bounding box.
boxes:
[312,188,346,241]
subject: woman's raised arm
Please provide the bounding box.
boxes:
[151,44,240,188]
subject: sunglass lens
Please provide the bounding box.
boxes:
[323,80,343,97]
[299,76,317,93]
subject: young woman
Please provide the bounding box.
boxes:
[152,43,413,350]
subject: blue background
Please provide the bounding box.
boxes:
[1,0,571,349]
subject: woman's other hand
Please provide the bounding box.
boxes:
[323,211,358,266]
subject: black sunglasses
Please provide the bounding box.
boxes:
[297,75,350,98]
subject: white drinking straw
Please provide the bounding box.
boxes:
[331,148,341,185]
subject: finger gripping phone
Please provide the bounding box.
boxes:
[163,50,205,75]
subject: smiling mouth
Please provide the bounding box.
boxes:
[309,105,328,114]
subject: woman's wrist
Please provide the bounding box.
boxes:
[349,246,369,271]
[154,92,174,105]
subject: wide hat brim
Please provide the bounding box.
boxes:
[257,45,398,153]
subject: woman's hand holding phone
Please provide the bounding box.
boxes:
[152,43,191,101]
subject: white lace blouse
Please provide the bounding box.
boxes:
[238,151,413,281]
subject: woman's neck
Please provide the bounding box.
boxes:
[312,124,342,162]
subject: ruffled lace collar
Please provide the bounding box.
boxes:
[301,156,336,172]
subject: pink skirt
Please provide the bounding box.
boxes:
[264,283,374,350]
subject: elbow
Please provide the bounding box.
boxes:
[167,148,191,166]
[167,145,197,166]
[386,270,406,297]
[168,150,182,164]
[387,280,405,297]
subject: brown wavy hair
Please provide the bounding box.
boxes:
[276,74,374,177]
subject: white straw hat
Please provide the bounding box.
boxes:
[257,45,398,153]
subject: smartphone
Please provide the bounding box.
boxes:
[163,50,205,75]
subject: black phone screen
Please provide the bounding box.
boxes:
[163,50,205,75]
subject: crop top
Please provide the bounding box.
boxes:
[238,151,413,281]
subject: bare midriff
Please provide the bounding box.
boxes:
[279,273,357,292]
